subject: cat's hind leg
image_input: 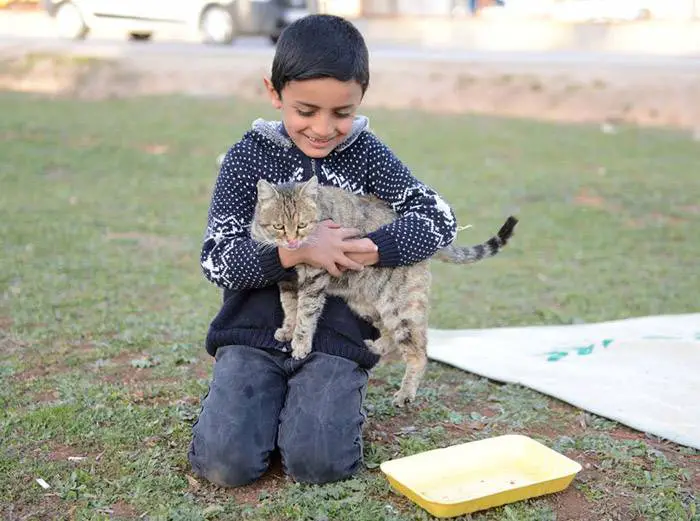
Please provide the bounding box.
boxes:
[390,322,428,407]
[374,286,429,407]
[275,280,298,343]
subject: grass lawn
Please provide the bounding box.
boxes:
[1,92,698,521]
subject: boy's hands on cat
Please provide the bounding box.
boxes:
[278,220,378,277]
[344,250,380,268]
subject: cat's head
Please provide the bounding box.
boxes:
[251,176,320,250]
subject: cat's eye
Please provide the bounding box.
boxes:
[297,222,308,229]
[272,224,284,230]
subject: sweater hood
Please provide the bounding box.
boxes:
[250,116,370,153]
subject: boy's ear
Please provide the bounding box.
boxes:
[299,176,319,198]
[263,77,282,109]
[257,178,279,201]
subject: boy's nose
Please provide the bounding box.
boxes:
[312,115,334,138]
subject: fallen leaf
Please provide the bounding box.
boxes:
[186,474,201,491]
[67,456,86,462]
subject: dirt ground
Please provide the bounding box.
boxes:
[1,50,700,131]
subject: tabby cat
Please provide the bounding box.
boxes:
[251,176,518,406]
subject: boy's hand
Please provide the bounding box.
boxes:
[345,250,379,267]
[278,220,378,277]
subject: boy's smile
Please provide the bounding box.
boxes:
[264,77,363,158]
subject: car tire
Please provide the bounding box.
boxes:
[200,5,235,45]
[55,1,88,40]
[129,32,153,41]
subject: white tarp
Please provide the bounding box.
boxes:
[427,314,700,450]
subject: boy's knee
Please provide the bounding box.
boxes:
[279,352,368,484]
[186,346,286,487]
[195,461,263,488]
[283,447,362,485]
[188,438,267,488]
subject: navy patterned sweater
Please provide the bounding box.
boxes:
[202,116,457,369]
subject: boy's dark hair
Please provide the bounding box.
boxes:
[271,14,370,95]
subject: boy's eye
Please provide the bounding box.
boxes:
[297,222,308,229]
[272,224,284,230]
[295,109,352,119]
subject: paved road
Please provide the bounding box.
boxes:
[2,10,700,72]
[3,33,700,72]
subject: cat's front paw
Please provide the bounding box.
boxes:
[290,335,312,360]
[365,336,391,356]
[392,388,416,408]
[274,327,293,343]
[364,339,379,354]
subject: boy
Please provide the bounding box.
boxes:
[188,14,457,487]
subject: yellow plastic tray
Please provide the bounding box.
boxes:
[380,434,582,518]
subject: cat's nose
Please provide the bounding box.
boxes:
[287,239,299,249]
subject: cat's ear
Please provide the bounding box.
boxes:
[300,176,319,198]
[256,179,279,201]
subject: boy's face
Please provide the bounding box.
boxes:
[264,77,363,158]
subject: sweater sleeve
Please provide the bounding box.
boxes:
[200,142,292,290]
[363,133,458,267]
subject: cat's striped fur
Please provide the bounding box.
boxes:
[251,176,518,406]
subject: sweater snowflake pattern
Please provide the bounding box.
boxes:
[201,116,457,369]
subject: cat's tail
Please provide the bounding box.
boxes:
[434,216,519,264]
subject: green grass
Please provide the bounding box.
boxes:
[1,92,699,520]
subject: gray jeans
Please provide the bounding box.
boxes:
[188,345,368,487]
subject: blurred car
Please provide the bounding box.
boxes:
[40,0,310,44]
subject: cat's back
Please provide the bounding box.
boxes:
[318,184,395,232]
